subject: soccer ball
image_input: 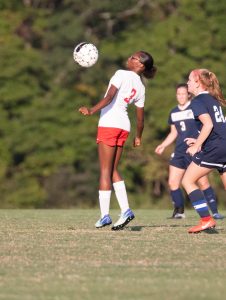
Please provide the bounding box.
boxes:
[73,42,98,68]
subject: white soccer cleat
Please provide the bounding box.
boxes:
[95,214,112,228]
[111,208,135,231]
[174,213,186,219]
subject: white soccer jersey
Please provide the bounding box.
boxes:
[98,70,145,131]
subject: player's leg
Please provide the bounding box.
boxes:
[168,165,186,218]
[98,142,117,190]
[112,145,123,182]
[95,142,116,228]
[220,171,226,190]
[111,129,134,230]
[219,172,226,217]
[182,162,212,193]
[112,146,130,213]
[182,162,216,233]
[111,145,135,230]
[198,175,224,219]
[112,145,132,214]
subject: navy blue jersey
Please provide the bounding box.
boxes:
[191,93,226,161]
[168,102,199,154]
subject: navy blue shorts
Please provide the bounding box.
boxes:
[192,151,226,174]
[170,152,192,170]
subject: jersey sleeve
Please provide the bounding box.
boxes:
[134,93,145,108]
[191,97,209,118]
[168,110,174,125]
[109,70,123,89]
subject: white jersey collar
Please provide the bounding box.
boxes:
[178,101,191,110]
[197,91,209,95]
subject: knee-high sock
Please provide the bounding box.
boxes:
[113,181,129,213]
[188,189,210,218]
[170,188,184,208]
[99,190,111,218]
[202,187,218,215]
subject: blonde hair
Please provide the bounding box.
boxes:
[192,69,226,106]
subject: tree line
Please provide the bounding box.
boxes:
[0,0,226,208]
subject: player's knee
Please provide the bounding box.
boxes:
[198,182,209,190]
[181,176,190,190]
[168,179,179,190]
[197,177,210,190]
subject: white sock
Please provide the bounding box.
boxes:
[113,181,129,213]
[99,190,111,218]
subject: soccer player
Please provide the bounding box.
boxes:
[155,83,223,220]
[181,69,226,233]
[79,51,157,230]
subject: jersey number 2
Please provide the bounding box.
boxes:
[124,88,137,103]
[214,106,225,123]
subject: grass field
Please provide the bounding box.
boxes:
[1,209,226,300]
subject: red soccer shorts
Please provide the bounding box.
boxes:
[96,127,129,146]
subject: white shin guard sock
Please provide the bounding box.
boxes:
[113,181,129,213]
[99,190,111,218]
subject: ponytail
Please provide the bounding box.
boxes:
[139,51,157,79]
[194,69,226,106]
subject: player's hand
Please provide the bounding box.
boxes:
[133,137,141,147]
[186,144,201,156]
[78,106,91,115]
[155,145,165,155]
[184,138,196,146]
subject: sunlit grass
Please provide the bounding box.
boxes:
[0,209,226,300]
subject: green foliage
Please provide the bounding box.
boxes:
[0,0,226,207]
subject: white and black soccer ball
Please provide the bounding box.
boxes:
[73,42,98,68]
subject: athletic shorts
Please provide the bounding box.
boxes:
[192,151,226,174]
[96,127,129,146]
[170,152,192,170]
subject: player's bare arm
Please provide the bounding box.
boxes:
[134,107,144,147]
[79,85,118,116]
[155,124,178,155]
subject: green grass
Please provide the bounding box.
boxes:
[1,209,226,300]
